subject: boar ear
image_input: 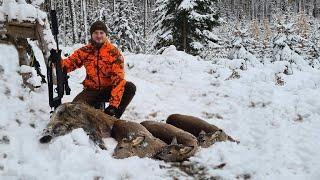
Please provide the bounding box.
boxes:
[179,146,194,154]
[170,137,178,145]
[132,136,145,146]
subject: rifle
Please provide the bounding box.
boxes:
[47,10,71,110]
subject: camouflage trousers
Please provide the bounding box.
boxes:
[73,81,136,118]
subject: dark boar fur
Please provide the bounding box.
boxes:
[166,114,239,148]
[140,121,198,162]
[111,120,167,159]
[39,102,116,149]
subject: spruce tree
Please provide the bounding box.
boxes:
[154,0,219,56]
[228,24,259,67]
[307,19,320,68]
[110,0,142,53]
[272,18,310,73]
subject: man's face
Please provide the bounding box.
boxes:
[92,30,106,44]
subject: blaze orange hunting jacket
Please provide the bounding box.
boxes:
[61,40,126,108]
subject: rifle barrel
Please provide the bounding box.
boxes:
[50,10,59,50]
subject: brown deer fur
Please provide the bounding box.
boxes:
[141,121,198,162]
[111,120,167,159]
[166,114,239,148]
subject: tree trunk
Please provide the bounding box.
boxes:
[83,0,88,43]
[143,0,147,39]
[182,13,187,52]
[251,0,255,20]
[313,0,319,17]
[62,0,66,46]
[69,0,77,43]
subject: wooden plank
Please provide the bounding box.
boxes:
[0,39,12,45]
[5,22,38,39]
[6,21,36,27]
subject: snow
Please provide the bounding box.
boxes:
[1,40,320,180]
[0,0,47,22]
[31,0,44,7]
[274,35,287,46]
[0,1,55,51]
[42,22,57,50]
[20,65,42,87]
[203,30,219,41]
[20,65,34,73]
[179,0,196,10]
[191,41,203,50]
[229,46,260,67]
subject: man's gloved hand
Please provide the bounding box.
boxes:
[104,105,117,117]
[49,49,62,63]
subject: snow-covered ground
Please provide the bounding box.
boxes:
[0,43,320,180]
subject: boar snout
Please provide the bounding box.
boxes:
[39,134,53,143]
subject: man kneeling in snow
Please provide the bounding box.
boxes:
[50,21,136,118]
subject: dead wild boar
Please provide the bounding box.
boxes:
[140,121,198,162]
[39,102,116,149]
[166,114,239,148]
[111,120,167,159]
